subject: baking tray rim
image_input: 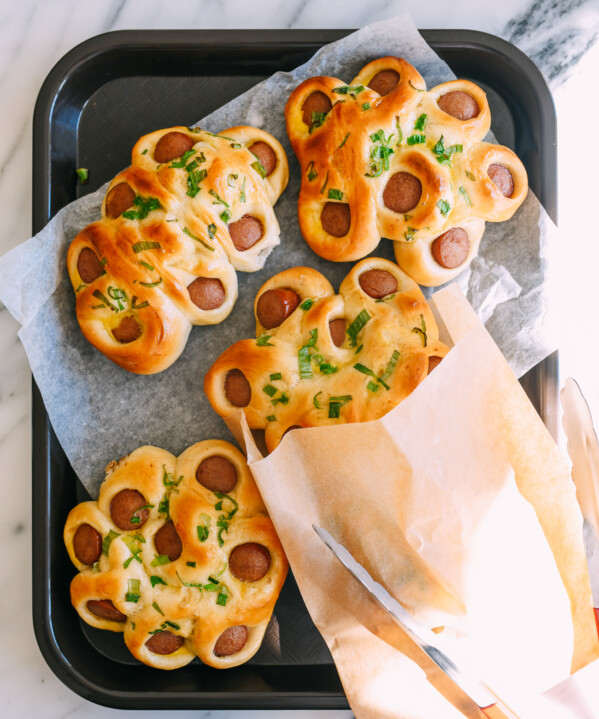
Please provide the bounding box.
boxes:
[31,27,557,709]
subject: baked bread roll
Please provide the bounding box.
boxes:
[63,441,288,670]
[285,57,528,286]
[67,126,289,373]
[204,258,449,451]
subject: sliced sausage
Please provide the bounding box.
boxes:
[154,131,194,164]
[87,599,127,623]
[256,288,300,329]
[110,488,150,531]
[229,542,271,582]
[188,277,225,310]
[437,91,479,121]
[301,91,333,126]
[321,202,351,237]
[73,523,102,565]
[431,228,470,269]
[383,172,422,214]
[249,141,277,177]
[112,316,142,344]
[428,356,443,374]
[368,69,400,96]
[228,215,263,251]
[329,318,346,347]
[214,625,248,657]
[224,369,251,407]
[488,164,514,197]
[359,269,398,299]
[154,520,182,561]
[145,630,184,655]
[77,248,104,283]
[105,182,135,219]
[196,455,238,493]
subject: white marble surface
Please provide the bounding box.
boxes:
[1,0,598,717]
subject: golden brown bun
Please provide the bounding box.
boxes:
[67,126,289,373]
[285,57,527,286]
[64,441,288,670]
[204,258,449,451]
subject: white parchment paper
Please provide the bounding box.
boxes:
[0,14,557,494]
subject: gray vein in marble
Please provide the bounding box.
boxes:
[0,120,28,181]
[105,0,127,30]
[503,0,599,85]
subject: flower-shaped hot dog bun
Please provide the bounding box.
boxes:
[285,57,527,286]
[67,126,289,373]
[204,258,449,451]
[64,441,288,670]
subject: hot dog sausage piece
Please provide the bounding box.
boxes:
[154,520,182,561]
[154,132,195,164]
[320,202,351,237]
[145,630,185,655]
[437,91,480,121]
[249,141,277,177]
[256,288,300,329]
[188,277,225,311]
[431,228,470,269]
[77,248,104,283]
[224,369,251,407]
[112,316,142,344]
[110,488,150,531]
[196,455,238,493]
[488,164,514,197]
[368,69,400,96]
[329,318,346,347]
[105,182,136,219]
[73,523,102,565]
[87,599,127,623]
[359,269,398,299]
[213,625,248,657]
[383,172,422,214]
[229,542,271,582]
[228,215,263,251]
[301,91,333,126]
[428,356,443,373]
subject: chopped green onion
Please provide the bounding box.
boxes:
[93,289,118,312]
[362,102,371,111]
[313,391,323,409]
[263,384,278,397]
[208,189,229,208]
[332,84,365,96]
[152,601,164,615]
[270,372,282,381]
[133,241,161,256]
[328,188,343,201]
[367,381,379,393]
[141,149,148,155]
[256,333,274,346]
[197,514,211,542]
[319,363,338,374]
[151,576,167,587]
[75,284,86,293]
[239,176,247,202]
[182,225,215,252]
[320,170,329,194]
[432,136,463,166]
[298,345,312,379]
[338,133,350,149]
[465,170,476,181]
[214,491,238,519]
[436,199,451,216]
[207,223,217,239]
[164,620,180,630]
[306,162,318,182]
[151,554,171,567]
[157,466,183,519]
[251,159,267,178]
[346,309,371,347]
[404,228,417,241]
[102,529,120,556]
[266,415,276,422]
[309,111,327,133]
[216,516,229,546]
[355,344,363,354]
[459,185,473,207]
[139,278,163,288]
[379,350,400,385]
[328,395,352,419]
[122,195,162,220]
[407,133,426,145]
[176,571,203,589]
[409,80,424,92]
[220,209,231,223]
[76,168,89,184]
[216,587,230,606]
[395,116,403,146]
[139,259,154,271]
[271,392,289,406]
[300,298,314,311]
[414,114,428,131]
[170,149,196,168]
[187,561,196,568]
[230,142,242,149]
[365,128,395,177]
[227,173,238,187]
[375,294,395,303]
[125,578,141,603]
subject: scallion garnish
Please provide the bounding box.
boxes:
[332,84,365,96]
[177,571,203,589]
[362,102,371,111]
[412,314,427,346]
[227,173,238,187]
[328,188,343,201]
[309,111,327,133]
[263,384,278,397]
[92,561,101,573]
[298,345,312,379]
[375,294,395,303]
[216,516,229,546]
[230,142,242,148]
[436,199,450,216]
[158,465,183,520]
[122,195,162,220]
[256,333,274,346]
[170,149,196,168]
[133,241,161,253]
[306,161,318,182]
[93,289,118,313]
[239,176,247,202]
[75,284,86,293]
[139,278,163,288]
[365,129,395,177]
[76,168,89,184]
[328,395,352,419]
[209,189,230,208]
[407,133,426,145]
[300,298,314,311]
[320,170,329,195]
[355,344,363,354]
[251,159,267,178]
[187,561,196,567]
[182,226,215,252]
[367,381,379,393]
[197,514,211,542]
[432,136,463,166]
[266,415,276,422]
[186,166,208,197]
[152,601,164,615]
[459,185,473,207]
[150,576,167,588]
[404,228,417,241]
[414,114,428,131]
[338,133,350,149]
[125,578,140,603]
[102,529,120,556]
[465,170,476,181]
[214,491,239,519]
[319,363,338,374]
[270,372,282,381]
[151,554,171,567]
[313,391,323,409]
[409,80,424,92]
[139,259,154,271]
[379,350,400,385]
[141,149,148,155]
[271,392,289,406]
[346,310,371,346]
[207,223,217,239]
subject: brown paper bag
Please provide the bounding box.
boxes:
[226,285,598,719]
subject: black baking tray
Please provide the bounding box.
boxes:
[31,29,558,709]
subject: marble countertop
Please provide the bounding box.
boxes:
[1,0,598,717]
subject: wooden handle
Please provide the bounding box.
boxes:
[481,698,521,719]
